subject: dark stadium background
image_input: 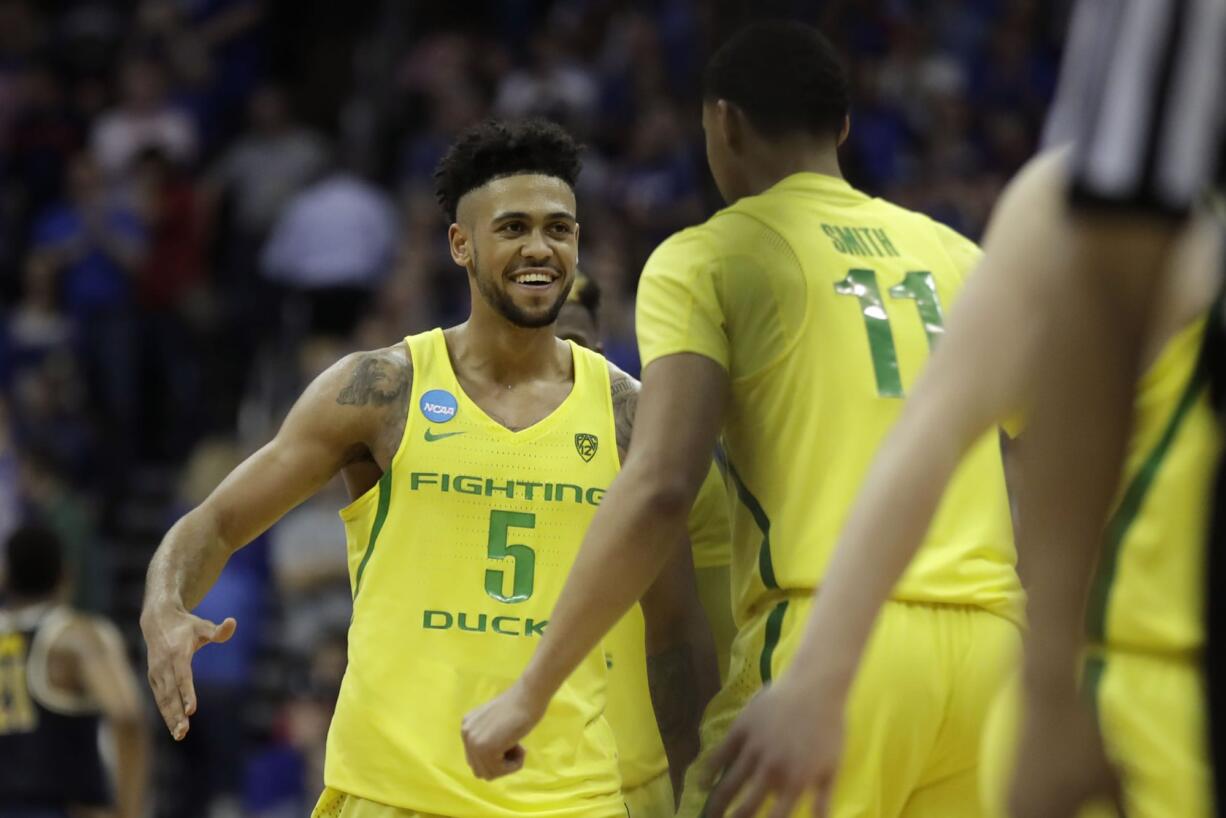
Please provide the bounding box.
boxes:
[0,1,1066,815]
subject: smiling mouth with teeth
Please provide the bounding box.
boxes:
[510,271,557,286]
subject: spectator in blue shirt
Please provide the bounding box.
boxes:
[31,152,145,495]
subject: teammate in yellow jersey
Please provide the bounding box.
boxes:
[722,144,1223,818]
[554,273,736,817]
[462,22,1022,818]
[139,119,717,818]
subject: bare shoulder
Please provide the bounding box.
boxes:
[333,343,413,408]
[324,343,413,467]
[608,361,640,455]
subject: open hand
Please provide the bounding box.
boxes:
[704,676,845,818]
[461,679,548,780]
[140,605,236,740]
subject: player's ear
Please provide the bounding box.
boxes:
[716,99,743,153]
[837,115,851,148]
[448,223,471,268]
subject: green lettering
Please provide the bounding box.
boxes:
[857,227,883,255]
[440,474,450,491]
[423,610,452,629]
[544,484,554,501]
[517,481,543,500]
[821,224,846,253]
[874,228,899,257]
[554,483,583,504]
[585,487,605,506]
[485,478,515,499]
[492,616,519,636]
[838,226,867,256]
[455,475,482,495]
[410,472,439,490]
[458,612,487,632]
[524,618,548,637]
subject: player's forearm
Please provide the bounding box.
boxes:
[142,508,234,616]
[112,715,150,818]
[521,466,691,702]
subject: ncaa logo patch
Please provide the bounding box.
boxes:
[575,433,598,463]
[420,389,458,424]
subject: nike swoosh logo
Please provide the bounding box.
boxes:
[424,428,466,442]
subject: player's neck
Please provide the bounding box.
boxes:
[742,144,843,197]
[450,310,570,387]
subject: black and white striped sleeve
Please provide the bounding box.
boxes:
[1043,0,1226,217]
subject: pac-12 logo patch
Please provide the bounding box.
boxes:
[575,433,598,462]
[420,389,458,424]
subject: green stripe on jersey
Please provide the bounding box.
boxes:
[354,469,393,598]
[726,458,778,589]
[760,601,789,684]
[1084,362,1208,643]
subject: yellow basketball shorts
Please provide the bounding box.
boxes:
[677,597,1020,818]
[979,649,1212,818]
[623,770,674,818]
[312,787,449,818]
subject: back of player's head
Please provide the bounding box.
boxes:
[4,524,63,598]
[567,272,602,325]
[703,20,848,140]
[434,118,583,222]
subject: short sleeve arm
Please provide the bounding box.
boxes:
[636,229,730,371]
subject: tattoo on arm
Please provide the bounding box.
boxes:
[337,354,410,407]
[647,644,703,797]
[611,372,639,456]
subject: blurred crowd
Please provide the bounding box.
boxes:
[0,0,1063,815]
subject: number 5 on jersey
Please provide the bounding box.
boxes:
[834,268,946,398]
[485,510,536,603]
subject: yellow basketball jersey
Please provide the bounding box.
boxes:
[603,457,732,793]
[636,172,1022,627]
[1085,316,1221,655]
[603,606,668,792]
[324,329,626,818]
[689,459,732,570]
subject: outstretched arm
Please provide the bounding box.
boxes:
[141,347,409,739]
[462,353,727,780]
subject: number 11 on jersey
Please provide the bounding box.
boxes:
[834,268,946,398]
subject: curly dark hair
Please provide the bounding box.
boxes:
[703,21,848,140]
[433,118,583,222]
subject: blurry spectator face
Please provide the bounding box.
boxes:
[67,154,103,203]
[249,85,290,134]
[120,57,167,112]
[631,101,682,161]
[555,301,600,353]
[22,252,57,307]
[451,174,579,329]
[433,89,482,136]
